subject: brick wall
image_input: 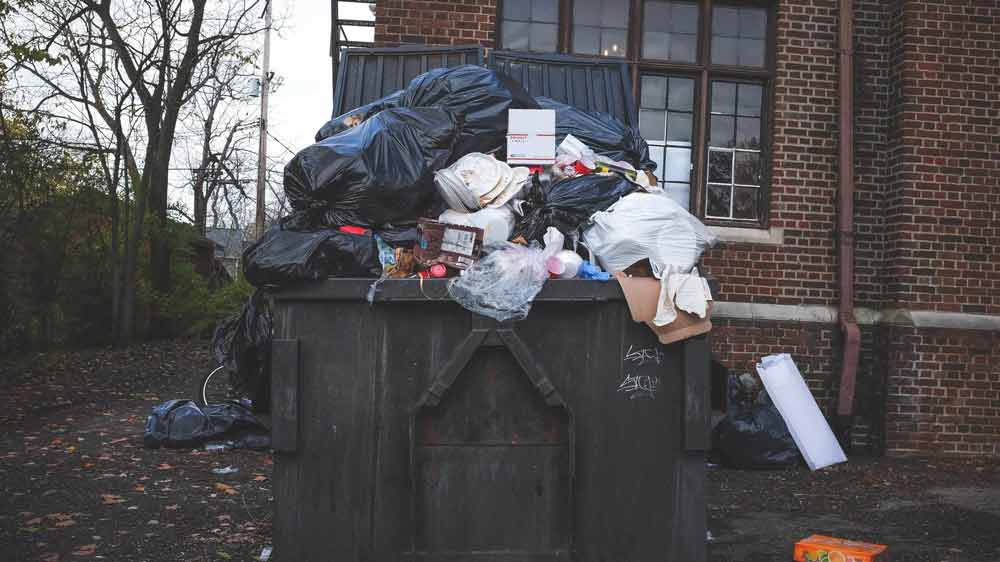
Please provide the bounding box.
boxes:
[374,0,496,47]
[365,0,1000,457]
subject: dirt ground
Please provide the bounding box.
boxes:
[1,340,998,562]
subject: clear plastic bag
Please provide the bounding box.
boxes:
[447,228,563,322]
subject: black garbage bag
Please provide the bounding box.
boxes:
[537,97,656,172]
[285,107,461,227]
[712,404,802,469]
[513,172,638,242]
[143,399,270,450]
[315,90,403,142]
[212,291,272,411]
[315,66,538,158]
[243,225,381,287]
[374,224,421,248]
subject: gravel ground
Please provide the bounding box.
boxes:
[1,339,997,562]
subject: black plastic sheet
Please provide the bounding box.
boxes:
[286,107,461,227]
[212,291,273,410]
[538,97,656,172]
[712,404,802,469]
[243,226,381,287]
[513,173,638,242]
[315,90,403,142]
[143,399,270,450]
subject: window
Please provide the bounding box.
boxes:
[500,0,560,52]
[496,0,773,226]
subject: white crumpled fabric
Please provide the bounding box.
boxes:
[447,228,563,322]
[652,268,714,326]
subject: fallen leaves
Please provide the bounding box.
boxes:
[133,485,145,493]
[70,544,96,557]
[156,463,173,471]
[164,504,180,511]
[252,475,267,482]
[214,483,238,496]
[40,553,60,562]
[100,494,125,505]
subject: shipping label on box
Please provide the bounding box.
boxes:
[506,109,555,166]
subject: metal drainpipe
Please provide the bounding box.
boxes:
[835,0,861,450]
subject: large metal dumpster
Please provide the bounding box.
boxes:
[270,278,709,562]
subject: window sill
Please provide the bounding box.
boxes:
[708,225,783,246]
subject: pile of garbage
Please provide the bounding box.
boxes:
[216,64,719,408]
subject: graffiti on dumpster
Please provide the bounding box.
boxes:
[617,373,660,400]
[624,344,664,367]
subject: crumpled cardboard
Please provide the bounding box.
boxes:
[615,272,712,345]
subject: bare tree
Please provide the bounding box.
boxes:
[3,0,265,344]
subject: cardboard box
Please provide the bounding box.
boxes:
[506,109,555,166]
[615,273,712,345]
[794,535,889,562]
[413,219,484,270]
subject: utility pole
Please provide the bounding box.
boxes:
[255,0,273,240]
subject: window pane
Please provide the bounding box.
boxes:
[648,145,665,171]
[639,109,666,141]
[533,0,560,23]
[712,6,767,67]
[643,1,670,32]
[734,152,761,185]
[502,20,530,50]
[643,32,671,60]
[601,28,628,57]
[601,0,629,28]
[641,76,667,109]
[708,150,733,183]
[737,84,763,116]
[669,78,695,111]
[670,33,697,62]
[667,112,692,145]
[710,115,735,147]
[672,2,699,33]
[574,0,602,26]
[664,183,690,210]
[711,82,736,114]
[504,0,531,19]
[707,183,732,218]
[664,147,691,182]
[733,186,758,219]
[740,8,767,39]
[712,7,739,37]
[530,23,559,51]
[573,25,601,55]
[711,36,739,66]
[736,117,760,149]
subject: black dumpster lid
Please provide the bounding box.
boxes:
[332,45,485,117]
[487,50,638,128]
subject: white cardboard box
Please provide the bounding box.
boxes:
[506,109,555,166]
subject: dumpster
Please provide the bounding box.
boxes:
[270,278,710,562]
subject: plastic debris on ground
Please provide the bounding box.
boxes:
[756,354,848,471]
[143,399,270,450]
[447,227,564,322]
[211,291,272,411]
[285,107,461,228]
[712,396,801,469]
[211,466,239,475]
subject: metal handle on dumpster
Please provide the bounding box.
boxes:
[271,338,300,453]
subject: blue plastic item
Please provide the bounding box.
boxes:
[578,260,611,282]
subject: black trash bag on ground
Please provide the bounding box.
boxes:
[285,107,461,227]
[315,90,403,142]
[315,66,539,157]
[143,399,270,450]
[712,403,802,469]
[243,225,381,287]
[513,172,638,242]
[537,97,656,172]
[212,291,272,411]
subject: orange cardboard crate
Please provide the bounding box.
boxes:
[794,535,889,562]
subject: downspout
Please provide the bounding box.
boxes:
[835,0,861,450]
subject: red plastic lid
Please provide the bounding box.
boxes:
[338,225,370,235]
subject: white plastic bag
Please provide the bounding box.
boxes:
[439,207,515,245]
[434,152,529,211]
[582,192,717,276]
[447,228,563,322]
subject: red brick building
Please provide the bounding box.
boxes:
[339,0,999,457]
